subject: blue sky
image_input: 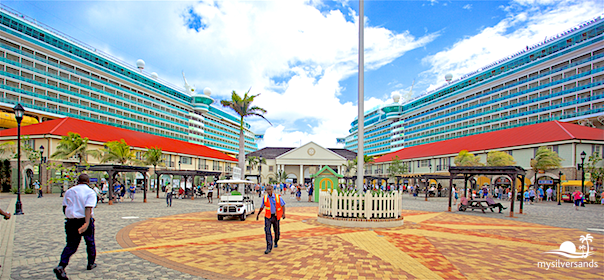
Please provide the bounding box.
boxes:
[3,0,602,148]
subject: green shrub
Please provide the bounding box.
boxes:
[24,187,34,194]
[10,187,18,194]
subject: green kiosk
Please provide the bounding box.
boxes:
[311,166,343,202]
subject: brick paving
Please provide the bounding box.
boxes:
[0,191,602,279]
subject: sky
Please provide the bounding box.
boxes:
[3,0,603,149]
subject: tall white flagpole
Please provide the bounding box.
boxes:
[356,0,365,191]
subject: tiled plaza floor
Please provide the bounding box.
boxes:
[110,207,604,280]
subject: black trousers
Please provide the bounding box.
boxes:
[264,214,280,250]
[59,218,95,267]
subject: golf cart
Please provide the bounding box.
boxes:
[216,179,255,221]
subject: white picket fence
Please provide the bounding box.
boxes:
[319,190,401,219]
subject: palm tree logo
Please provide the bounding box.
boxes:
[544,234,594,258]
[580,234,593,258]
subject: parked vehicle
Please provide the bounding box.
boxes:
[217,192,255,221]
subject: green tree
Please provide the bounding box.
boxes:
[220,89,271,192]
[353,155,375,166]
[246,156,259,173]
[276,169,288,183]
[387,156,408,187]
[530,146,562,187]
[143,147,164,198]
[51,132,90,164]
[97,139,137,165]
[342,160,356,176]
[585,152,603,185]
[487,151,516,166]
[530,146,562,171]
[0,141,15,160]
[454,150,483,166]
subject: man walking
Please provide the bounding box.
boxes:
[54,174,97,280]
[256,185,285,254]
[165,183,173,207]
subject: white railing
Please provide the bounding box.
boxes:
[319,190,401,219]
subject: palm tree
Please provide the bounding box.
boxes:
[353,155,374,166]
[454,150,483,166]
[530,146,562,187]
[276,169,288,183]
[51,132,90,164]
[143,147,164,198]
[579,234,593,257]
[97,140,137,165]
[246,156,258,174]
[220,89,271,192]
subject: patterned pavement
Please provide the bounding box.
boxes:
[108,207,604,280]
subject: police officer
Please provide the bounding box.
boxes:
[256,185,285,254]
[54,174,97,280]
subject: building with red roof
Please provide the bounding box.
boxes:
[370,121,603,187]
[0,117,237,192]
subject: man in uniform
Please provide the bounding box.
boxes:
[256,185,285,254]
[54,174,97,280]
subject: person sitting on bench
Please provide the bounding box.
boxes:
[486,195,507,213]
[458,194,469,211]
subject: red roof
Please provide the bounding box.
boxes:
[375,121,604,163]
[0,118,237,162]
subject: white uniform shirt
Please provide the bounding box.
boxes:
[63,184,97,219]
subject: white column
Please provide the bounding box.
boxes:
[300,164,304,184]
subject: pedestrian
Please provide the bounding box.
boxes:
[538,186,544,202]
[129,184,136,202]
[53,174,97,280]
[528,187,536,204]
[589,188,596,204]
[308,184,314,202]
[572,190,582,210]
[546,187,553,201]
[207,184,214,203]
[452,184,458,205]
[296,185,302,201]
[120,183,126,202]
[165,183,173,207]
[256,185,285,254]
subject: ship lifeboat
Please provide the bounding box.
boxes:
[0,111,39,128]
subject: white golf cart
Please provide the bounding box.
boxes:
[215,179,255,221]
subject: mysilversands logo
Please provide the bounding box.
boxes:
[537,234,599,270]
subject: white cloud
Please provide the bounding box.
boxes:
[76,0,435,149]
[420,0,603,92]
[463,4,472,10]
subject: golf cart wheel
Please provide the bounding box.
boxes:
[240,211,246,221]
[218,215,223,221]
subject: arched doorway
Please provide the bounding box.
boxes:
[25,168,34,189]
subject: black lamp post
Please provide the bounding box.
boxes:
[557,171,563,205]
[178,160,181,170]
[578,151,586,196]
[39,145,44,181]
[14,104,24,215]
[258,156,263,184]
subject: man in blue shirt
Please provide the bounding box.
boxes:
[256,185,286,254]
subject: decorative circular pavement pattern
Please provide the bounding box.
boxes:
[109,207,603,279]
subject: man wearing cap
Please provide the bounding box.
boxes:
[54,174,97,280]
[256,185,285,254]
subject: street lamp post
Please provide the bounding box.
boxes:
[557,171,563,205]
[578,151,586,197]
[178,160,181,170]
[13,104,25,215]
[39,145,44,181]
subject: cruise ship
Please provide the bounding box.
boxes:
[345,16,604,157]
[0,6,258,158]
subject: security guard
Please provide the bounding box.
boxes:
[256,185,285,254]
